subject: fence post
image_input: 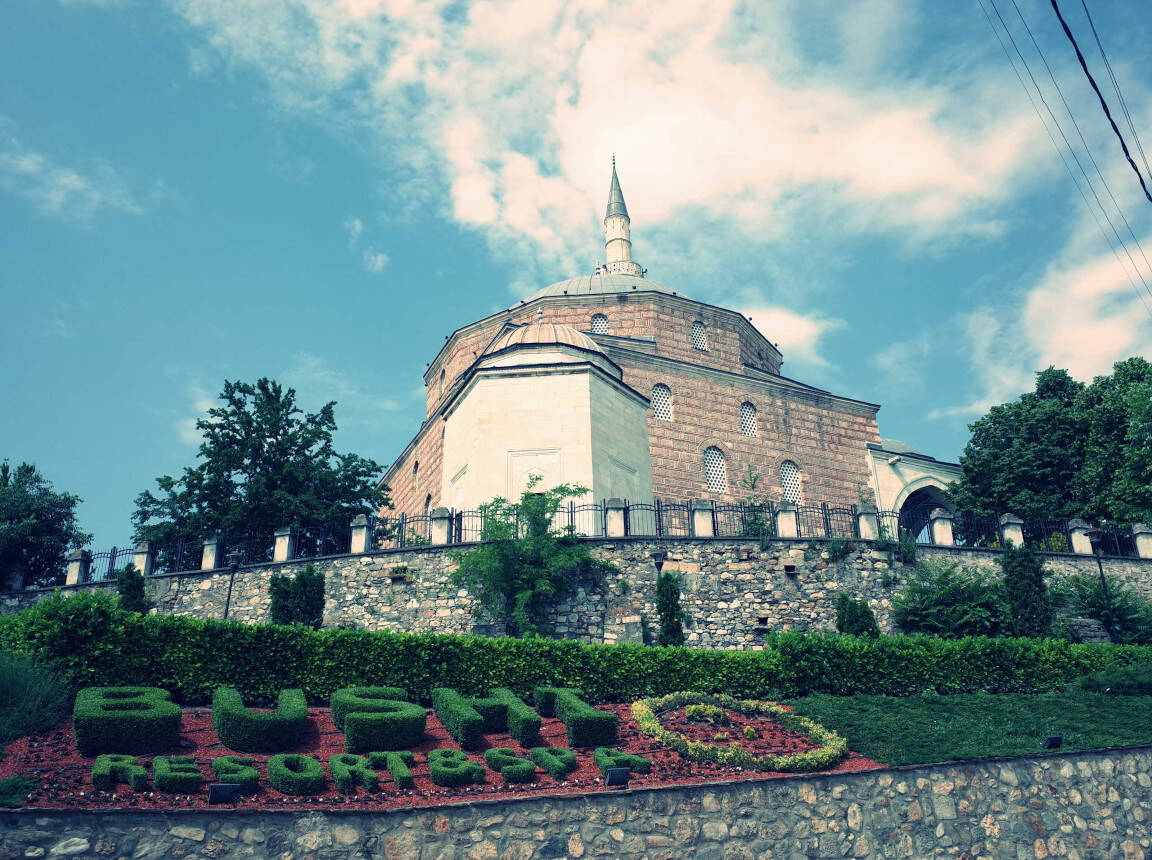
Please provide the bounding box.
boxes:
[274,526,297,563]
[132,541,155,576]
[691,501,715,537]
[604,499,626,538]
[1066,519,1094,555]
[430,508,453,545]
[1132,524,1152,559]
[349,515,372,553]
[776,502,799,539]
[856,504,878,541]
[999,513,1024,548]
[201,535,222,570]
[928,509,954,546]
[65,549,91,585]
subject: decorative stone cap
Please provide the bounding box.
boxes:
[1067,518,1092,532]
[430,507,452,518]
[998,513,1024,526]
[690,500,714,511]
[1131,523,1152,536]
[604,498,626,510]
[928,508,953,521]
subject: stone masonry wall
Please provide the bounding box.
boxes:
[4,745,1152,859]
[5,540,1151,649]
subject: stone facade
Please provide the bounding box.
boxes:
[4,745,1152,859]
[6,540,1152,650]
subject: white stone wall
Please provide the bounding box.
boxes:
[590,371,654,504]
[868,447,961,511]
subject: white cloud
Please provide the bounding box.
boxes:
[872,334,932,393]
[362,250,389,273]
[740,305,845,372]
[344,217,364,243]
[281,353,403,428]
[174,383,218,446]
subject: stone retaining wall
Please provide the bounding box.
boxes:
[3,745,1151,859]
[3,540,1150,649]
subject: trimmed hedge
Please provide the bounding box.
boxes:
[431,688,486,750]
[90,754,148,791]
[428,748,485,788]
[484,748,536,784]
[534,687,618,747]
[212,686,309,753]
[73,687,182,756]
[211,756,260,794]
[528,746,577,780]
[267,753,325,795]
[367,750,415,789]
[329,754,378,794]
[331,688,426,753]
[330,686,409,728]
[491,687,542,747]
[592,747,651,776]
[8,593,1150,705]
[432,687,541,750]
[152,755,204,793]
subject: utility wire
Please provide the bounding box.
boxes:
[1049,0,1152,203]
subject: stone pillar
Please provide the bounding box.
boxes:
[604,499,626,538]
[776,502,799,539]
[999,513,1024,548]
[273,527,297,563]
[928,509,954,547]
[1067,519,1094,555]
[132,541,154,576]
[350,515,373,554]
[691,501,715,538]
[201,535,222,571]
[3,567,24,592]
[65,549,91,586]
[1132,524,1152,560]
[430,508,453,545]
[856,504,879,541]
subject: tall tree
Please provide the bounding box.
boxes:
[0,462,92,588]
[133,379,389,554]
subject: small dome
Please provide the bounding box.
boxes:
[486,322,604,355]
[525,273,689,301]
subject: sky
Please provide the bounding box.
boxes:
[2,0,1151,550]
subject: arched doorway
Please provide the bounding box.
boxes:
[898,485,951,544]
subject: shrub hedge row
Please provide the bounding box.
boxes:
[212,756,260,794]
[267,753,325,795]
[7,592,1150,706]
[330,687,426,753]
[483,748,536,784]
[212,687,309,753]
[428,748,485,787]
[72,686,182,757]
[535,687,618,747]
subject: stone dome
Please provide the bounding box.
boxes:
[486,322,604,355]
[525,273,690,301]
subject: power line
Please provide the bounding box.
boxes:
[1048,0,1152,203]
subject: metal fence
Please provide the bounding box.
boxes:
[1021,519,1072,554]
[624,500,692,537]
[87,545,137,582]
[151,537,201,575]
[292,524,352,559]
[1091,524,1139,558]
[374,513,433,549]
[951,513,1004,548]
[713,502,777,538]
[796,504,859,539]
[219,535,275,567]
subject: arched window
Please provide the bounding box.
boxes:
[691,321,708,351]
[704,446,727,493]
[780,460,801,503]
[739,401,758,437]
[413,460,420,481]
[424,493,432,517]
[590,313,608,335]
[651,384,672,420]
[439,369,445,398]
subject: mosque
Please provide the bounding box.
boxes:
[381,163,959,526]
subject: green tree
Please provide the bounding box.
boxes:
[133,379,389,552]
[891,560,1008,638]
[268,564,325,628]
[450,479,616,637]
[655,571,686,646]
[834,593,880,638]
[114,564,151,614]
[999,543,1052,638]
[0,462,92,589]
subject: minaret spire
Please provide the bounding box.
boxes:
[602,157,643,277]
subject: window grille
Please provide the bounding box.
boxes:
[651,384,672,420]
[739,401,757,436]
[780,460,801,503]
[704,446,727,493]
[590,313,608,335]
[691,321,708,351]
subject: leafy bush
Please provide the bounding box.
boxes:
[431,688,487,750]
[892,560,1008,638]
[330,688,425,754]
[528,746,577,779]
[684,703,728,724]
[483,748,536,783]
[269,564,325,628]
[834,594,880,638]
[367,750,415,789]
[534,686,617,747]
[212,686,309,753]
[655,572,686,646]
[0,651,70,744]
[72,686,181,756]
[266,753,325,795]
[328,753,378,793]
[90,754,148,791]
[211,755,260,794]
[1052,574,1152,645]
[1000,544,1052,638]
[1077,664,1152,695]
[427,748,485,787]
[115,564,151,614]
[0,775,34,808]
[592,747,650,776]
[491,687,542,747]
[152,755,204,793]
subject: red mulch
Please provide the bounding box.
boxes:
[0,705,881,812]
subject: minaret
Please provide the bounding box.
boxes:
[602,157,644,277]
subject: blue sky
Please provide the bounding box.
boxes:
[2,0,1151,550]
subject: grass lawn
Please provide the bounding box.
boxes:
[787,691,1152,767]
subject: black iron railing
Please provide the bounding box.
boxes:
[87,545,136,582]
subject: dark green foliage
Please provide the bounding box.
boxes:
[0,651,70,744]
[529,746,577,779]
[491,687,542,747]
[896,529,917,565]
[328,753,378,794]
[427,748,485,787]
[331,687,425,753]
[431,687,540,750]
[592,747,651,775]
[449,480,617,636]
[152,755,204,793]
[431,688,486,750]
[999,544,1052,638]
[367,750,415,789]
[834,594,880,638]
[892,561,1009,638]
[132,378,390,558]
[483,747,536,783]
[330,686,408,728]
[212,686,309,753]
[0,775,34,808]
[825,539,853,562]
[269,565,325,629]
[0,461,92,589]
[115,564,151,614]
[72,686,181,756]
[91,754,148,791]
[1052,574,1152,644]
[266,753,325,795]
[534,686,617,747]
[1077,664,1152,695]
[655,572,685,647]
[211,756,260,794]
